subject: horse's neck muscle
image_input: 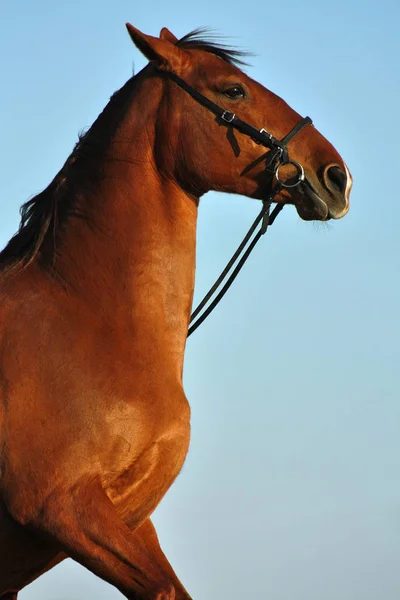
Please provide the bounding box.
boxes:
[51,76,198,370]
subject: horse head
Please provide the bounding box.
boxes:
[127,24,352,221]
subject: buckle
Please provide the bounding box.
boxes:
[260,128,272,139]
[221,110,235,123]
[254,128,273,145]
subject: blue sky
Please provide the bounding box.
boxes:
[1,1,399,599]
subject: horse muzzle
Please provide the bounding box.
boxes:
[295,162,352,221]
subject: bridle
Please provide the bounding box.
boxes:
[165,72,313,337]
[162,72,313,337]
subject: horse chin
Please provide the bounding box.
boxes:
[294,183,330,221]
[295,196,330,221]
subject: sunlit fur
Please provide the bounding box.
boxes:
[0,30,249,277]
[0,24,350,600]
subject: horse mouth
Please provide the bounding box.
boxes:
[294,179,330,221]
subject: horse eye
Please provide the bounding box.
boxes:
[223,85,246,99]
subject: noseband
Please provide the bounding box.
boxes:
[162,72,312,336]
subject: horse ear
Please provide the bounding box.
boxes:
[126,23,188,71]
[159,27,178,44]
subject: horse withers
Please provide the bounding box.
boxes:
[0,24,351,600]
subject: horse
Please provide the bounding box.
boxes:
[0,23,352,600]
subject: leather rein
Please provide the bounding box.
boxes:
[162,72,313,337]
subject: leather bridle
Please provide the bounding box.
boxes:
[162,72,313,337]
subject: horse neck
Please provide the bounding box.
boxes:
[52,73,198,371]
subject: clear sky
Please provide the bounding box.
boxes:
[1,1,399,599]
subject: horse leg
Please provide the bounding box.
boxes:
[6,518,190,599]
[0,514,188,598]
[128,519,191,599]
[2,495,189,598]
[0,500,63,597]
[2,553,67,598]
[13,478,182,599]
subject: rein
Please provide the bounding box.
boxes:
[162,72,312,337]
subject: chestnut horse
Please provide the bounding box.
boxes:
[0,24,352,600]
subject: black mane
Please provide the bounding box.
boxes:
[0,30,249,276]
[177,28,250,66]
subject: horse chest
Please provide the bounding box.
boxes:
[99,400,190,526]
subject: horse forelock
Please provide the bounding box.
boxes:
[176,28,250,67]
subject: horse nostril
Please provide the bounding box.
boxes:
[323,164,347,195]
